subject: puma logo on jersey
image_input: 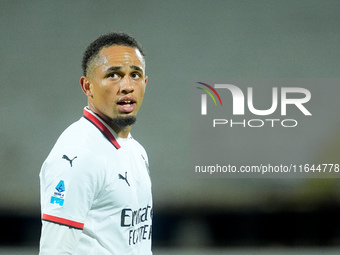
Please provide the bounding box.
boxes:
[118,172,130,186]
[62,155,77,167]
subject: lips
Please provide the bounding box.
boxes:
[117,97,136,113]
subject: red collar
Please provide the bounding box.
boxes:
[83,108,121,150]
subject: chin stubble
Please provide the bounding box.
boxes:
[111,116,136,128]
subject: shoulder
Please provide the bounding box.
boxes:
[128,136,149,164]
[41,118,109,180]
[40,141,108,204]
[47,117,112,159]
[54,117,97,147]
[128,135,147,153]
[41,145,106,184]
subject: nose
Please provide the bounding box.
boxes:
[120,76,134,94]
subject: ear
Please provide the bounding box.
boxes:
[144,75,148,86]
[80,76,93,97]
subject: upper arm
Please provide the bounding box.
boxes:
[39,221,82,255]
[40,147,105,236]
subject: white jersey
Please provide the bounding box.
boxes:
[40,107,153,254]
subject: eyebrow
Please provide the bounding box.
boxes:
[105,65,144,73]
[131,65,144,73]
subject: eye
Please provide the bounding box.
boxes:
[107,72,120,79]
[131,72,141,79]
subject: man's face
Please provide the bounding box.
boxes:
[84,45,147,126]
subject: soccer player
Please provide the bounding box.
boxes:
[39,32,153,254]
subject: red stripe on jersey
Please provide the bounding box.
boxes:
[83,109,121,149]
[42,214,84,230]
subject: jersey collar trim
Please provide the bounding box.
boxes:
[83,107,121,150]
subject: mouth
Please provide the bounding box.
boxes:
[117,98,136,113]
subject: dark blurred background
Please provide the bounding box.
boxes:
[1,0,340,253]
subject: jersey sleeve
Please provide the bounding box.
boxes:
[40,147,104,231]
[39,221,82,255]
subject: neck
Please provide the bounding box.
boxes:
[87,105,134,138]
[110,125,131,138]
[98,113,132,138]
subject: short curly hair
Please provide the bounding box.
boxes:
[81,32,146,76]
